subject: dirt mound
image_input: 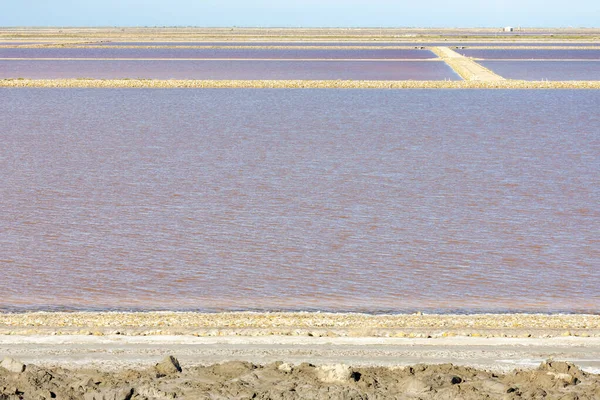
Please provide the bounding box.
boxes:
[2,357,600,399]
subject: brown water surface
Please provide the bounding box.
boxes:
[0,89,598,312]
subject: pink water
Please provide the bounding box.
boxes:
[481,61,600,80]
[458,49,600,60]
[0,48,435,59]
[0,60,459,80]
[0,89,598,313]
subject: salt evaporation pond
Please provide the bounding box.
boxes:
[458,49,600,59]
[89,41,600,47]
[1,89,598,313]
[88,41,428,47]
[0,48,435,59]
[0,60,458,80]
[481,61,600,80]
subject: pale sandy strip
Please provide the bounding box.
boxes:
[0,57,441,61]
[430,47,505,81]
[4,334,600,372]
[1,312,600,339]
[1,79,600,89]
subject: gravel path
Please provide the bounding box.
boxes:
[3,335,600,373]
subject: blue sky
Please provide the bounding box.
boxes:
[1,0,598,27]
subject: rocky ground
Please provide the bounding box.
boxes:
[2,313,600,398]
[1,356,599,399]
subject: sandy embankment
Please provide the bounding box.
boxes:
[2,312,600,398]
[2,78,600,89]
[2,312,600,338]
[430,46,505,81]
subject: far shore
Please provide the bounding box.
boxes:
[2,26,600,42]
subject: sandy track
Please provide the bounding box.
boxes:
[2,312,600,338]
[431,46,506,80]
[3,335,600,373]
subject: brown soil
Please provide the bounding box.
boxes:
[1,357,599,400]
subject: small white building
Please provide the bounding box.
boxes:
[503,26,514,32]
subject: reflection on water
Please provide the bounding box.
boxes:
[0,89,598,312]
